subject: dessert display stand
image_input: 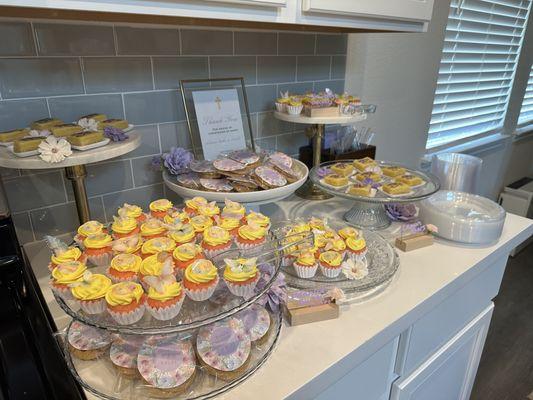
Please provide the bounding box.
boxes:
[0,133,140,224]
[273,112,369,200]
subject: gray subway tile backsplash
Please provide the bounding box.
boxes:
[83,57,153,93]
[0,22,347,244]
[34,23,115,56]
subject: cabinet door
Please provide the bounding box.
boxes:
[302,0,434,22]
[391,304,493,400]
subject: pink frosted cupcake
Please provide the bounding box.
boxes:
[71,273,112,314]
[223,257,260,298]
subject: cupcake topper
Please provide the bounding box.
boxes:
[279,90,289,99]
[143,271,176,294]
[77,117,99,132]
[44,235,70,256]
[224,257,258,273]
[116,208,128,219]
[68,270,93,288]
[112,235,142,253]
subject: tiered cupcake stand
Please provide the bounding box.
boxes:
[53,238,294,400]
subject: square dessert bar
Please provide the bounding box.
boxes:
[80,113,107,122]
[353,157,377,171]
[13,137,45,153]
[382,166,406,177]
[382,182,411,195]
[67,131,104,146]
[0,128,28,143]
[396,174,424,187]
[355,171,382,182]
[50,124,82,137]
[98,119,129,130]
[30,118,63,130]
[347,183,372,196]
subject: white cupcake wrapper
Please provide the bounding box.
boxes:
[202,244,232,259]
[348,248,368,262]
[287,104,303,115]
[146,295,184,321]
[319,263,342,278]
[282,256,294,267]
[293,263,318,279]
[275,102,286,112]
[184,276,219,301]
[106,267,139,284]
[86,252,112,267]
[108,303,145,325]
[50,283,73,300]
[235,238,266,252]
[224,274,260,298]
[79,298,107,314]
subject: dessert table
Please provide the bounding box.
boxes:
[0,132,140,224]
[24,195,533,400]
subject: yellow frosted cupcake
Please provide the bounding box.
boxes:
[183,259,219,301]
[164,209,190,225]
[222,200,246,219]
[140,219,167,240]
[50,261,87,300]
[173,243,205,275]
[184,196,208,216]
[71,272,112,314]
[318,251,343,278]
[308,217,326,231]
[149,199,173,219]
[223,257,260,298]
[111,216,139,239]
[105,282,146,325]
[83,233,113,267]
[293,250,318,278]
[118,203,146,222]
[141,237,176,259]
[145,277,184,321]
[245,211,270,229]
[139,252,174,289]
[235,223,267,251]
[346,236,367,260]
[75,220,105,246]
[108,253,142,283]
[190,215,214,239]
[48,245,84,272]
[201,226,232,258]
[198,201,220,218]
[338,227,359,240]
[168,223,196,245]
[217,215,241,237]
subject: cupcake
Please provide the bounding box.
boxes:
[83,233,113,267]
[235,223,267,251]
[196,318,251,380]
[235,304,271,344]
[141,237,176,259]
[105,282,146,325]
[275,96,290,112]
[75,220,105,247]
[112,235,143,256]
[346,236,367,260]
[71,272,112,314]
[184,196,208,216]
[50,261,87,300]
[216,215,241,238]
[183,259,219,301]
[222,199,246,220]
[338,226,359,241]
[164,209,190,225]
[198,201,220,219]
[140,219,167,240]
[318,251,344,278]
[293,250,318,278]
[149,199,173,219]
[68,321,112,361]
[168,223,196,245]
[245,211,271,230]
[108,253,142,283]
[172,243,205,276]
[190,214,214,237]
[144,277,185,321]
[223,257,260,298]
[118,203,146,223]
[138,335,196,397]
[111,216,139,239]
[324,237,346,258]
[287,99,303,115]
[48,245,83,272]
[139,252,174,289]
[201,226,233,258]
[110,334,145,377]
[308,217,326,231]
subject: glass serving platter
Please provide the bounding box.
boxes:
[272,219,399,295]
[309,160,440,230]
[54,235,313,335]
[60,310,282,400]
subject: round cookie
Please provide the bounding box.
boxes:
[254,166,287,189]
[199,178,234,192]
[110,334,146,377]
[175,173,200,189]
[235,304,272,345]
[213,158,247,175]
[190,160,220,179]
[196,318,251,381]
[228,149,260,167]
[137,335,196,398]
[67,321,112,360]
[268,152,292,169]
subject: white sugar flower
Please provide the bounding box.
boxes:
[28,129,50,138]
[341,257,368,280]
[38,136,72,163]
[77,117,99,132]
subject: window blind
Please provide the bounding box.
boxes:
[518,65,533,125]
[427,0,531,149]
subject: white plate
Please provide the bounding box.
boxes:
[0,141,13,147]
[71,138,110,151]
[123,124,134,133]
[164,159,309,206]
[7,145,39,157]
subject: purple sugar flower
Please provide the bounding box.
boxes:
[385,203,418,222]
[162,147,194,175]
[255,263,286,312]
[151,155,163,171]
[103,126,128,142]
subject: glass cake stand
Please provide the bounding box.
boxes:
[310,160,440,230]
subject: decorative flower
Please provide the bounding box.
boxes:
[400,221,427,237]
[77,118,99,132]
[317,167,330,178]
[361,177,381,189]
[426,224,438,234]
[341,258,368,280]
[163,147,194,175]
[38,136,72,163]
[28,129,50,138]
[104,126,128,142]
[255,262,286,312]
[385,203,419,222]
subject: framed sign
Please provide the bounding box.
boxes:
[180,77,255,160]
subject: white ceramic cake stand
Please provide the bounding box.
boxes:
[0,132,140,224]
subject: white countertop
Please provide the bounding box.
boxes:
[23,196,533,400]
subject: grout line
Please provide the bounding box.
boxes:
[276,32,279,55]
[129,158,136,187]
[329,55,333,80]
[112,25,118,56]
[60,169,69,203]
[45,98,51,117]
[26,210,37,242]
[255,56,258,87]
[100,195,107,222]
[232,31,235,55]
[295,56,298,82]
[207,56,211,79]
[150,56,156,90]
[79,57,87,94]
[156,123,163,153]
[121,93,127,119]
[29,21,40,56]
[177,28,182,56]
[314,34,317,55]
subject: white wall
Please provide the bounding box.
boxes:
[345,0,533,200]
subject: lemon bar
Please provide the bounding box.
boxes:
[396,174,424,187]
[98,119,129,130]
[67,131,104,146]
[382,166,406,177]
[50,124,82,137]
[30,118,63,130]
[0,128,29,143]
[347,183,372,196]
[353,157,377,171]
[355,171,382,182]
[324,173,348,187]
[382,182,411,195]
[13,137,45,153]
[331,162,354,177]
[79,113,107,122]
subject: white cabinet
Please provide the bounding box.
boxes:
[391,304,494,400]
[201,0,286,7]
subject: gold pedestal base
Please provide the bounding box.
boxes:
[65,164,90,224]
[295,180,333,200]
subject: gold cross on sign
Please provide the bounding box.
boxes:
[214,96,222,110]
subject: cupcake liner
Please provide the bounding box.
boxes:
[348,248,367,262]
[74,234,85,249]
[275,102,286,113]
[184,276,219,302]
[224,273,260,298]
[146,295,184,321]
[202,243,232,259]
[107,267,139,284]
[86,251,112,267]
[287,104,303,115]
[50,283,73,300]
[282,256,294,267]
[48,262,55,272]
[319,263,342,278]
[235,237,266,253]
[293,262,318,279]
[108,303,146,325]
[79,298,107,314]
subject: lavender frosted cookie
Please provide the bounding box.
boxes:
[199,178,234,192]
[268,160,301,184]
[175,173,200,189]
[228,149,260,167]
[67,321,112,360]
[213,158,247,174]
[235,304,271,344]
[137,335,196,397]
[196,318,251,380]
[268,152,292,169]
[190,160,220,179]
[254,166,287,189]
[110,334,146,377]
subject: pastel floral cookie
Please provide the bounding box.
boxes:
[235,304,271,344]
[110,334,146,377]
[68,321,112,360]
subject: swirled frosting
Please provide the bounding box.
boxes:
[295,251,316,266]
[203,226,231,246]
[110,253,142,273]
[223,200,245,217]
[346,237,366,251]
[190,215,213,233]
[173,243,202,262]
[168,224,196,243]
[223,258,258,282]
[185,196,208,211]
[84,233,113,249]
[140,220,166,236]
[141,237,176,255]
[51,247,82,265]
[245,211,270,228]
[118,203,143,219]
[164,210,189,225]
[185,259,218,284]
[149,199,172,212]
[77,220,104,237]
[139,254,167,276]
[112,217,137,234]
[198,202,220,217]
[105,282,144,306]
[319,251,343,267]
[147,281,182,301]
[238,224,267,241]
[71,273,112,300]
[218,216,240,231]
[338,227,359,240]
[51,261,86,284]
